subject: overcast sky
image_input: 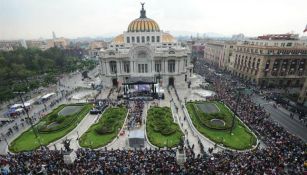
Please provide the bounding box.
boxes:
[0,0,306,40]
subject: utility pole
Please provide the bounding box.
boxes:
[14,91,42,147]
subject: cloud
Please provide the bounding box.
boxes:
[0,0,306,40]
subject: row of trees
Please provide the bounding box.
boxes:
[0,47,96,102]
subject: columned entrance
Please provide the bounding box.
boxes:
[112,78,118,87]
[169,77,174,86]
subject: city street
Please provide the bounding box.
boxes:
[252,94,307,142]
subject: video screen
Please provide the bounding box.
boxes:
[135,84,150,92]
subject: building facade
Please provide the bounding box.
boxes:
[0,40,25,51]
[99,5,193,88]
[298,78,307,104]
[231,34,307,87]
[203,41,235,70]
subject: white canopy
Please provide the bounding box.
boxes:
[41,92,56,99]
[10,104,23,109]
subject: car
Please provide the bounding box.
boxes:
[89,108,102,114]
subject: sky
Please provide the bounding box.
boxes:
[0,0,307,40]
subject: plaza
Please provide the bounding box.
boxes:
[0,2,306,174]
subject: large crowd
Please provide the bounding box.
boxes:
[189,59,306,174]
[0,59,306,174]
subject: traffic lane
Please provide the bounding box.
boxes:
[261,103,307,143]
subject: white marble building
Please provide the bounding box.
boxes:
[99,4,193,88]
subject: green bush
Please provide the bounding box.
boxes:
[49,113,58,121]
[79,107,127,149]
[94,107,126,135]
[147,107,176,136]
[146,107,183,148]
[55,115,66,124]
[95,125,114,134]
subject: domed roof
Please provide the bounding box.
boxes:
[128,18,160,32]
[162,33,175,43]
[127,3,160,32]
[113,34,124,44]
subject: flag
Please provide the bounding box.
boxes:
[304,24,307,33]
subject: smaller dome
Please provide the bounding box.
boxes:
[113,34,124,44]
[162,33,175,43]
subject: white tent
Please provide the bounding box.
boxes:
[128,130,145,148]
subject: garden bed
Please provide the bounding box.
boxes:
[146,107,183,148]
[9,104,92,153]
[79,106,127,149]
[186,101,257,150]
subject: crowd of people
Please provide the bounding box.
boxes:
[0,59,305,174]
[127,100,144,130]
[1,148,182,174]
[189,59,306,174]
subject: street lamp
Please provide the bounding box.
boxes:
[13,91,42,147]
[230,87,245,134]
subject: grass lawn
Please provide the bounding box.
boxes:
[9,104,92,153]
[79,106,127,149]
[186,101,257,150]
[146,107,183,148]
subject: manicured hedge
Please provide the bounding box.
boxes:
[146,107,183,148]
[95,106,126,135]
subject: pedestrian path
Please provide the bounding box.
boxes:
[169,87,221,155]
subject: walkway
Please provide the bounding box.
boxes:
[168,87,219,155]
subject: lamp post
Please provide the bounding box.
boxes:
[13,91,42,147]
[230,87,244,134]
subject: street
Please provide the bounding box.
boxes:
[252,94,307,142]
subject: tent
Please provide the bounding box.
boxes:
[128,130,145,148]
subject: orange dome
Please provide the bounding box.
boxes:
[127,3,160,32]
